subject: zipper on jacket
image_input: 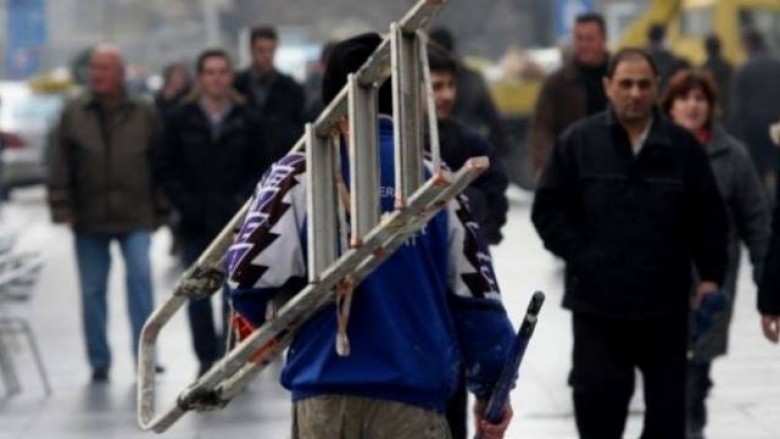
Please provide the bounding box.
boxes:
[96,107,113,223]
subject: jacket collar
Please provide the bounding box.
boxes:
[561,57,610,81]
[605,105,672,147]
[80,90,136,112]
[707,123,732,156]
[182,88,247,106]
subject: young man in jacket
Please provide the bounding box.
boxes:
[227,33,514,439]
[429,48,509,247]
[428,47,510,439]
[157,49,267,376]
[532,48,728,439]
[429,27,512,161]
[47,44,166,382]
[234,26,306,165]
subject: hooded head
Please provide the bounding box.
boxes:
[321,32,393,115]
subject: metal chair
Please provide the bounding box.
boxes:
[0,251,51,396]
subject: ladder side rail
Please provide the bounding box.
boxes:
[417,30,442,175]
[348,75,380,246]
[306,124,338,281]
[391,24,425,208]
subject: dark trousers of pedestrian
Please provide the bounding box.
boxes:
[570,312,688,439]
[182,234,228,375]
[686,360,712,437]
[445,374,467,439]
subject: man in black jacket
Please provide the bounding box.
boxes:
[758,180,780,344]
[532,48,728,439]
[429,48,509,247]
[426,48,510,439]
[158,49,267,375]
[234,26,305,162]
[429,27,512,160]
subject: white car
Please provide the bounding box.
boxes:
[0,81,65,197]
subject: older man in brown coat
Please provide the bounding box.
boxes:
[47,44,166,383]
[527,12,610,179]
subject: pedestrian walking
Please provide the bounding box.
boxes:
[730,30,780,191]
[532,48,728,439]
[228,33,515,439]
[429,27,512,161]
[157,49,267,376]
[527,12,610,179]
[661,68,771,439]
[234,26,305,165]
[47,44,167,383]
[428,47,509,247]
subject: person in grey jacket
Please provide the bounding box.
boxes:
[662,69,771,439]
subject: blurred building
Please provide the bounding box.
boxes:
[0,0,238,78]
[0,0,654,79]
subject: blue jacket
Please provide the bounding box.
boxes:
[227,116,515,413]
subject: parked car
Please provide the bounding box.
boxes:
[0,81,66,197]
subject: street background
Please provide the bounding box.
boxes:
[1,186,778,438]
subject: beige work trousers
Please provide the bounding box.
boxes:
[293,395,452,439]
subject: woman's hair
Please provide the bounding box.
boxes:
[660,69,719,127]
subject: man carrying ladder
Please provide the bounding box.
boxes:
[226,32,515,438]
[137,1,535,437]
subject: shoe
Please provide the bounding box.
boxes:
[91,368,109,383]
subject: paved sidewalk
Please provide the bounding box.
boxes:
[0,187,778,438]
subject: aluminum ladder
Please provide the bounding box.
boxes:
[137,0,489,432]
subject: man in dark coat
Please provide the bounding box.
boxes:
[758,129,780,345]
[158,49,267,375]
[730,30,780,191]
[701,34,733,118]
[429,48,509,247]
[429,27,512,160]
[427,47,510,439]
[527,12,610,179]
[532,48,728,439]
[234,26,305,163]
[646,23,690,93]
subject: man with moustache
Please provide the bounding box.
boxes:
[532,48,728,438]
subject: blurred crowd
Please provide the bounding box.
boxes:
[1,5,779,439]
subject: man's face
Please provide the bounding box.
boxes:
[604,58,658,124]
[430,70,457,120]
[199,56,233,98]
[251,37,276,73]
[89,52,124,96]
[573,22,607,66]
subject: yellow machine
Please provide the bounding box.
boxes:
[620,0,780,65]
[492,0,780,118]
[485,0,779,189]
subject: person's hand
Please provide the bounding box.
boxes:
[473,399,513,439]
[762,315,780,343]
[694,281,719,309]
[769,121,780,146]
